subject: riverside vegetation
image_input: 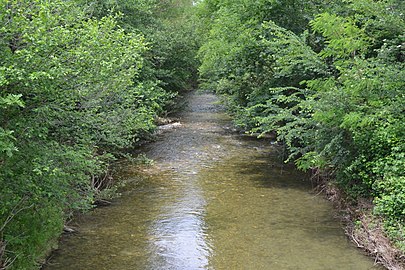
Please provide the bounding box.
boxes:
[196,0,404,268]
[0,0,404,269]
[0,0,198,268]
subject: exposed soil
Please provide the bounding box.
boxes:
[322,183,405,270]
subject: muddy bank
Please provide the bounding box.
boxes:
[321,183,405,270]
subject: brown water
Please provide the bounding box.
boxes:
[44,92,380,270]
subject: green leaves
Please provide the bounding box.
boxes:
[0,128,17,158]
[196,0,405,252]
[310,13,370,59]
[0,94,24,158]
[0,94,24,109]
[0,0,196,268]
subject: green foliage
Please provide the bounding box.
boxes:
[374,176,405,250]
[84,0,200,94]
[0,0,199,268]
[310,13,370,59]
[197,0,405,252]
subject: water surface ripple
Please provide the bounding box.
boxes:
[45,92,380,270]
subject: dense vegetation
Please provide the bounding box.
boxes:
[1,0,404,268]
[0,0,198,268]
[196,0,404,257]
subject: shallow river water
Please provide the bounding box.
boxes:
[44,92,380,270]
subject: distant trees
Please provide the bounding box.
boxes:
[196,0,404,253]
[82,0,200,93]
[0,0,198,268]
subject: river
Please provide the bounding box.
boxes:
[44,92,380,270]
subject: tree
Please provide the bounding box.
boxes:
[196,0,405,254]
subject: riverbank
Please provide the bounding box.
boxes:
[319,181,405,270]
[43,92,378,270]
[195,2,405,268]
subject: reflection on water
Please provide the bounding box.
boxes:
[146,175,210,269]
[44,92,380,270]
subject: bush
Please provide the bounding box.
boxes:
[196,0,405,251]
[0,0,186,268]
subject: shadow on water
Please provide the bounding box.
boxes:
[44,92,382,270]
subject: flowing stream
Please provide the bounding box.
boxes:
[44,92,380,270]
